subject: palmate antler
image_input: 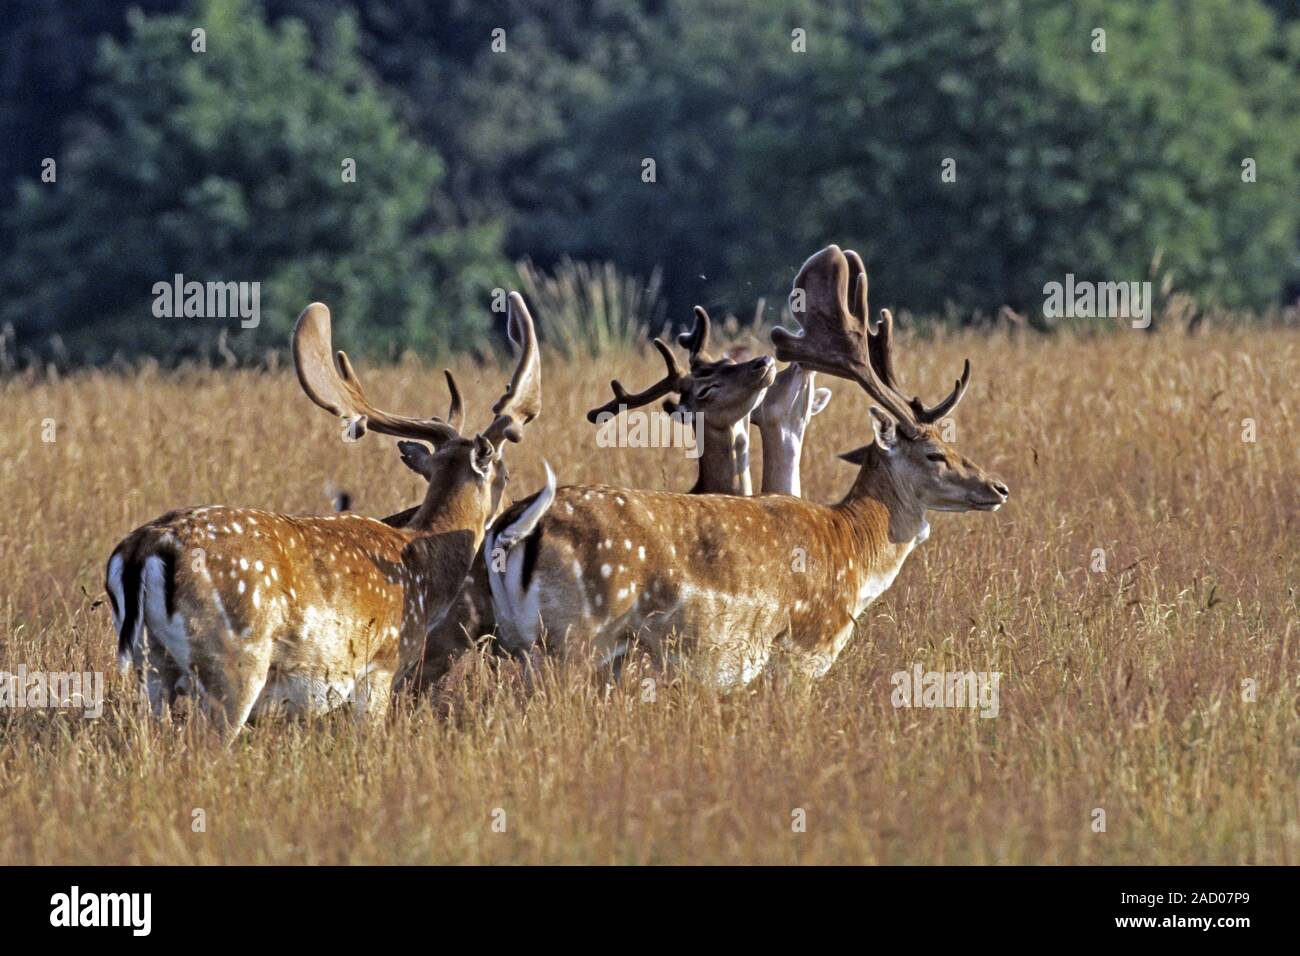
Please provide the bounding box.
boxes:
[481,292,543,446]
[293,303,461,444]
[293,292,542,449]
[771,245,970,436]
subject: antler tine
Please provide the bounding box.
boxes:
[588,379,632,420]
[292,303,460,444]
[586,337,686,424]
[675,306,714,364]
[481,292,543,446]
[443,370,464,431]
[870,306,971,423]
[841,255,911,406]
[770,246,921,436]
[909,355,971,423]
[844,249,869,323]
[847,250,907,401]
[867,305,901,394]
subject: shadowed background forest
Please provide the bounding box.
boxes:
[1,0,1297,363]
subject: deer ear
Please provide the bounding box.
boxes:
[471,434,498,478]
[838,444,872,465]
[810,387,832,416]
[397,441,435,479]
[868,406,897,450]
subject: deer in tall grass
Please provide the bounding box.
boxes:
[404,306,830,690]
[587,306,830,496]
[105,294,541,736]
[486,245,1008,686]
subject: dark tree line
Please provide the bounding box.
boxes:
[1,0,1296,362]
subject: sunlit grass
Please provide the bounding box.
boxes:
[0,325,1296,863]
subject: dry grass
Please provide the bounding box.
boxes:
[0,325,1296,864]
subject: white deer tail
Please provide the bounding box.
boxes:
[485,461,555,650]
[493,461,555,550]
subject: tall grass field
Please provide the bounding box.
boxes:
[0,323,1296,864]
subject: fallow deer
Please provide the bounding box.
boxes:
[320,389,503,697]
[587,306,829,496]
[404,307,783,691]
[588,306,775,496]
[402,306,791,691]
[105,294,541,737]
[486,245,1008,687]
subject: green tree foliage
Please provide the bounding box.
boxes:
[1,0,506,362]
[1,0,1295,363]
[264,0,662,223]
[498,0,1299,314]
[0,0,184,213]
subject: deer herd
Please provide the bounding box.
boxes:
[106,245,1009,739]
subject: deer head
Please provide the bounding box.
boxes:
[293,291,542,533]
[586,306,774,495]
[773,245,1008,514]
[587,307,775,430]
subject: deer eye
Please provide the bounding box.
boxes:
[695,385,717,400]
[926,453,947,464]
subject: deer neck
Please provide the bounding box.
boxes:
[755,419,804,496]
[408,482,486,539]
[839,445,927,546]
[813,447,927,621]
[407,479,489,566]
[402,485,489,632]
[691,416,753,495]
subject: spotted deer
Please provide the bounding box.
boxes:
[486,245,1008,686]
[308,381,502,697]
[105,294,540,736]
[587,306,830,496]
[408,310,800,691]
[402,307,779,690]
[588,306,775,495]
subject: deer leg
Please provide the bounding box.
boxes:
[352,667,393,727]
[143,634,184,718]
[190,638,273,742]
